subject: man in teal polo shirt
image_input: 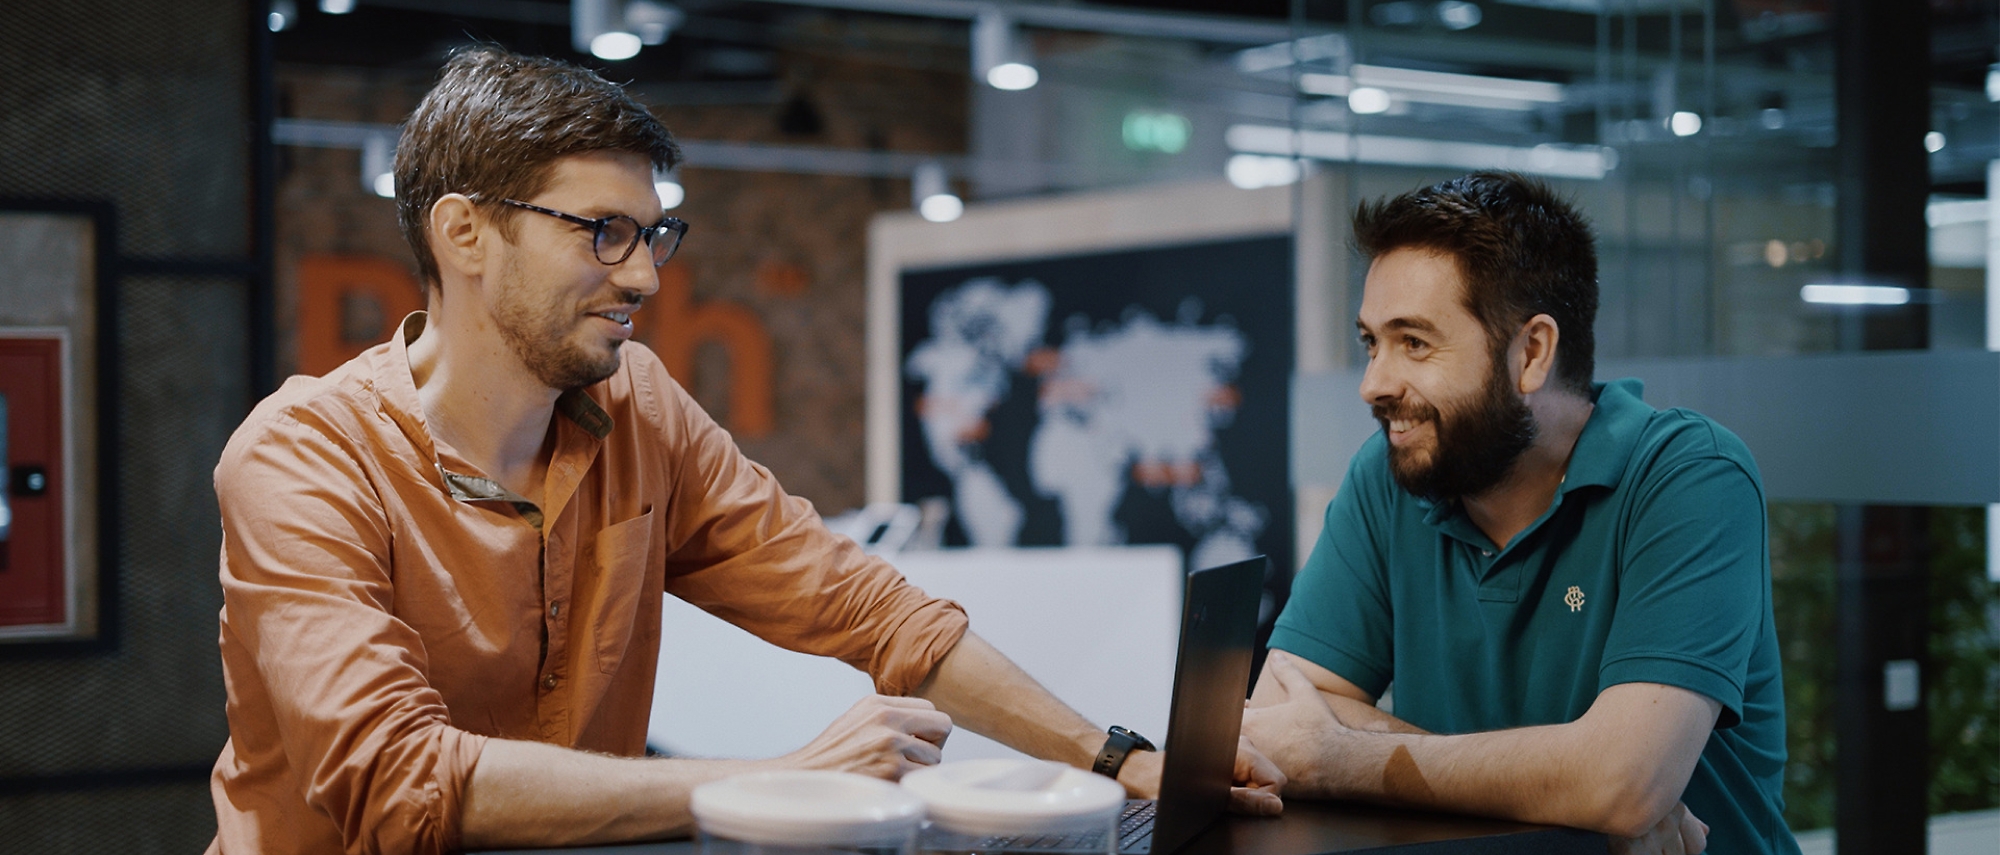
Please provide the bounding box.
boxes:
[1242,172,1798,855]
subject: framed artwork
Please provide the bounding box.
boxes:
[868,180,1304,580]
[0,201,113,645]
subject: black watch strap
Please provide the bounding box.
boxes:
[1092,726,1157,778]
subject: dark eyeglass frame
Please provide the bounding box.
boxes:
[501,198,688,267]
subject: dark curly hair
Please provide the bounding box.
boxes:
[394,45,682,291]
[1352,171,1598,395]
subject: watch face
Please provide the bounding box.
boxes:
[1111,726,1155,751]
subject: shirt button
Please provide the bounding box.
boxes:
[542,673,558,691]
[1481,550,1493,557]
[549,601,561,618]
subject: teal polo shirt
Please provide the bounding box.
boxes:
[1271,379,1799,855]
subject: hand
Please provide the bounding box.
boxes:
[782,695,953,780]
[1609,802,1708,855]
[1227,736,1285,816]
[1241,652,1350,786]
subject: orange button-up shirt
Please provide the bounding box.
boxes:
[208,314,967,855]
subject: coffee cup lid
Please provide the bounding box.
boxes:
[901,760,1125,836]
[693,771,926,846]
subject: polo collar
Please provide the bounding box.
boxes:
[1559,378,1651,495]
[1417,378,1652,552]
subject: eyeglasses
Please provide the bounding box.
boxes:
[501,199,688,267]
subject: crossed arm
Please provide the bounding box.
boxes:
[1241,651,1715,846]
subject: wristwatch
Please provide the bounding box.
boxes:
[1092,726,1156,779]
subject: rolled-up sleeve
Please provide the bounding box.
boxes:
[643,363,968,696]
[216,410,486,855]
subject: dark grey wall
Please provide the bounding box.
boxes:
[0,2,251,851]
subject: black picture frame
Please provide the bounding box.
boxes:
[0,198,119,653]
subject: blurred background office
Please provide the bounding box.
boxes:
[0,1,1994,852]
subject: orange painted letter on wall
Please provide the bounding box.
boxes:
[640,265,775,438]
[297,254,424,377]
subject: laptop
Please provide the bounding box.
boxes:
[983,555,1268,855]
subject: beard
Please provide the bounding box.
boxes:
[491,257,630,392]
[1374,355,1538,504]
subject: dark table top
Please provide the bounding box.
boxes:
[476,801,1606,855]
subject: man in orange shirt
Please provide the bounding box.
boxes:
[208,47,1279,855]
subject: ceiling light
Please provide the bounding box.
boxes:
[1304,65,1564,112]
[655,167,685,210]
[592,32,642,60]
[987,63,1039,91]
[920,194,964,222]
[1348,87,1392,115]
[1801,284,1910,306]
[1224,123,1615,180]
[625,0,683,45]
[1988,63,2000,102]
[1226,154,1302,190]
[268,0,296,31]
[362,133,394,198]
[1436,1,1483,30]
[319,0,355,13]
[972,10,1037,92]
[912,161,961,223]
[1670,111,1702,137]
[573,0,642,59]
[1924,131,1945,153]
[1353,64,1563,104]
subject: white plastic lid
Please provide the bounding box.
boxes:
[900,760,1126,836]
[691,771,926,846]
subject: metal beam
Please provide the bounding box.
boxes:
[1831,2,1931,854]
[274,118,1002,179]
[734,0,1326,45]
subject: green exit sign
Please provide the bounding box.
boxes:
[1123,110,1191,154]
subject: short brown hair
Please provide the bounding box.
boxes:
[1352,171,1598,395]
[394,46,681,290]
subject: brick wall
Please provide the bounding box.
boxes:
[277,25,966,513]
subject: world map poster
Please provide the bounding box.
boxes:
[899,235,1294,589]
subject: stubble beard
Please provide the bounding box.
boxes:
[492,256,625,392]
[1375,354,1538,504]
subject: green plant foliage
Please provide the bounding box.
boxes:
[1926,507,2000,816]
[1769,502,1837,832]
[1765,503,2000,834]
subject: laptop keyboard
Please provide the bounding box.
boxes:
[969,800,1155,854]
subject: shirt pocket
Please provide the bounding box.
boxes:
[590,507,657,675]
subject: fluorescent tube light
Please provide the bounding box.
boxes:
[1224,123,1613,180]
[1300,66,1564,112]
[1800,284,1911,306]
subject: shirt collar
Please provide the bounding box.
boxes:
[374,312,615,526]
[377,311,614,441]
[1560,378,1651,494]
[1416,377,1651,547]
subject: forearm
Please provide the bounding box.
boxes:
[1326,694,1427,735]
[1289,724,1676,837]
[460,738,769,849]
[911,631,1104,768]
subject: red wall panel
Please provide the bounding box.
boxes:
[0,337,67,627]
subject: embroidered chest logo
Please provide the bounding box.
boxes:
[1563,586,1586,613]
